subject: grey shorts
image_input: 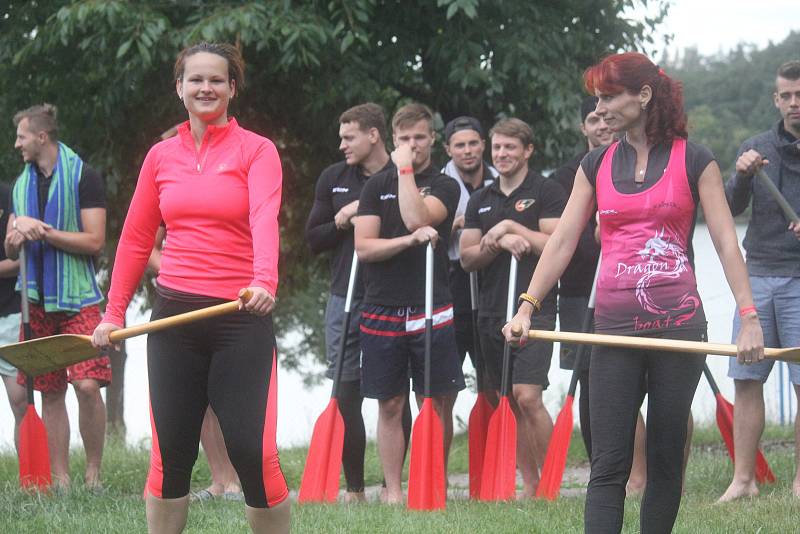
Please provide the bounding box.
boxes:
[0,313,20,377]
[325,294,362,382]
[558,295,591,371]
[728,276,800,384]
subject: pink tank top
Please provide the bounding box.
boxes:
[595,138,705,334]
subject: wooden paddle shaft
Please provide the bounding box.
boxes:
[107,290,252,343]
[518,329,793,361]
[756,168,800,223]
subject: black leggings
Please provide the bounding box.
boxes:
[578,368,592,459]
[584,330,704,534]
[146,293,287,508]
[338,379,412,492]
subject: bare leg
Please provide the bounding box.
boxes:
[246,498,291,534]
[512,384,552,498]
[72,378,106,488]
[200,407,240,494]
[42,389,70,488]
[627,412,647,496]
[146,494,189,534]
[377,394,407,503]
[717,379,763,502]
[793,384,800,498]
[2,375,26,451]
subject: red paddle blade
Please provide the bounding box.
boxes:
[714,393,735,459]
[536,395,574,501]
[755,447,777,484]
[479,397,517,501]
[408,397,446,510]
[715,393,776,484]
[19,405,51,490]
[468,393,495,499]
[298,399,344,503]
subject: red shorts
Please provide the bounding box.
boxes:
[16,304,111,393]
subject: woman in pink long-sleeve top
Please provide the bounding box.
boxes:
[92,43,289,534]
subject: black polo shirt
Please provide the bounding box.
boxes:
[464,169,566,317]
[305,159,393,298]
[357,164,460,307]
[552,151,600,297]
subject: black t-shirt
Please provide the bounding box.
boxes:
[12,163,106,298]
[464,170,567,317]
[357,164,460,307]
[0,183,20,317]
[552,151,600,297]
[305,160,393,298]
[580,138,715,204]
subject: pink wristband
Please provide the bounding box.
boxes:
[739,305,757,318]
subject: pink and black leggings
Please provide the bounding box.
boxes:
[144,291,288,508]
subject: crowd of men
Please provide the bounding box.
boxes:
[0,59,798,504]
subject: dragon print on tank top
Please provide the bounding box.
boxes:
[595,138,706,334]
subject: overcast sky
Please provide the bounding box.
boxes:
[627,0,798,58]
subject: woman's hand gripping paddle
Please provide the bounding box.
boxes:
[536,261,600,500]
[468,271,494,499]
[703,365,776,484]
[17,246,52,490]
[298,251,358,503]
[408,242,446,510]
[479,256,518,501]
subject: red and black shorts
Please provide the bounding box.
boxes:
[16,304,111,393]
[359,303,465,400]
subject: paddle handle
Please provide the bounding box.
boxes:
[331,251,359,399]
[756,169,800,224]
[523,329,791,360]
[424,242,433,397]
[499,257,518,397]
[702,363,721,396]
[107,289,253,343]
[566,259,601,397]
[19,246,34,405]
[469,271,486,392]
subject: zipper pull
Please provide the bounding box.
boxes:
[197,162,201,172]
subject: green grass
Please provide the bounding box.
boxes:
[0,426,798,533]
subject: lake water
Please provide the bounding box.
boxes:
[0,224,796,450]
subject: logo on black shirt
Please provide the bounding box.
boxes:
[332,187,349,193]
[515,199,535,212]
[418,186,432,197]
[380,193,397,200]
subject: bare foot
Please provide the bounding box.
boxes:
[716,480,759,503]
[85,467,102,490]
[381,488,404,505]
[345,491,366,504]
[792,478,800,498]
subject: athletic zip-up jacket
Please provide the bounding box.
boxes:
[103,118,282,326]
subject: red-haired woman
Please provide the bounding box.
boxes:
[92,43,289,533]
[504,52,764,532]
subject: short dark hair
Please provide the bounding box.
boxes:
[444,116,484,143]
[392,103,434,132]
[174,42,245,89]
[13,103,59,142]
[339,103,387,141]
[581,96,599,123]
[489,118,534,148]
[777,60,800,81]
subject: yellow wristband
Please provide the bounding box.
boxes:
[518,293,542,313]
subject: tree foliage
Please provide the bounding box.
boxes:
[0,0,667,372]
[666,31,800,175]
